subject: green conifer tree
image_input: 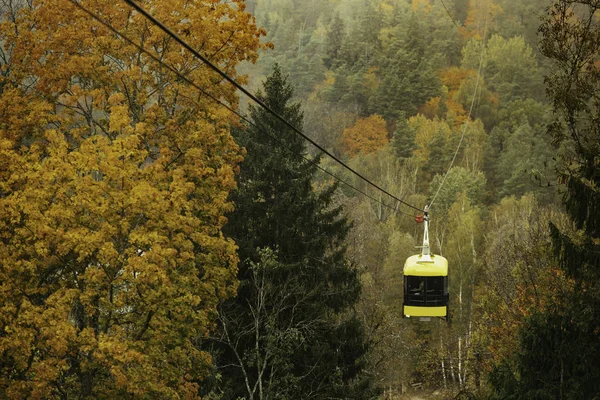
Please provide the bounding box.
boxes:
[392,113,416,159]
[369,16,441,122]
[208,65,377,399]
[324,13,345,69]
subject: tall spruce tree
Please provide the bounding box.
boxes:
[490,1,600,398]
[324,13,345,69]
[392,113,416,159]
[208,65,377,399]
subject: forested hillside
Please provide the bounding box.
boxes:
[237,0,599,398]
[0,0,598,399]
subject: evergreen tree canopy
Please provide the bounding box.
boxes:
[369,15,442,122]
[210,65,376,399]
[324,13,346,69]
[392,113,416,159]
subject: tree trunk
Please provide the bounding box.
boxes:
[458,337,463,387]
[463,323,471,385]
[459,279,463,320]
[441,333,447,389]
[450,352,456,385]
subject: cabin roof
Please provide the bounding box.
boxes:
[404,254,448,276]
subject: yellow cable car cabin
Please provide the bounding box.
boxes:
[403,207,449,321]
[403,254,448,320]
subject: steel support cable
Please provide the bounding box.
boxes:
[428,9,489,210]
[120,0,424,214]
[66,0,414,217]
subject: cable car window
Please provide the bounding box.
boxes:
[427,277,443,293]
[407,276,425,294]
[426,277,444,305]
[404,276,447,307]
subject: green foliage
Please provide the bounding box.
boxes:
[410,115,456,187]
[462,35,544,103]
[490,302,600,400]
[411,113,487,193]
[445,196,482,307]
[393,113,417,159]
[476,196,563,372]
[429,167,486,216]
[454,0,470,24]
[484,99,555,201]
[539,0,600,278]
[214,0,583,395]
[344,145,420,220]
[495,124,554,200]
[324,13,346,68]
[211,65,378,399]
[495,0,553,52]
[302,97,355,158]
[251,0,334,99]
[338,0,381,66]
[369,15,442,122]
[0,0,579,396]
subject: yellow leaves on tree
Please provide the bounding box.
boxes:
[419,96,441,119]
[418,67,471,127]
[411,0,433,13]
[462,0,503,40]
[342,115,389,157]
[440,67,472,93]
[0,0,266,398]
[411,114,453,165]
[411,112,486,177]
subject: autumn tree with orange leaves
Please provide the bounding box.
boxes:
[341,115,389,156]
[0,0,267,398]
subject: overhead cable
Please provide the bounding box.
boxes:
[121,0,424,213]
[66,0,415,217]
[428,5,488,209]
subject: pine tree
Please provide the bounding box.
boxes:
[392,113,416,159]
[208,65,377,399]
[324,13,345,69]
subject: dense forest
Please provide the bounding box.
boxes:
[0,0,599,399]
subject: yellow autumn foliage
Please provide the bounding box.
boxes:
[0,0,266,398]
[462,0,503,39]
[411,114,453,166]
[411,0,433,13]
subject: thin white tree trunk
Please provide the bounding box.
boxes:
[463,322,472,384]
[450,352,456,385]
[458,337,463,387]
[413,165,418,193]
[459,280,463,319]
[440,333,447,389]
[560,358,564,400]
